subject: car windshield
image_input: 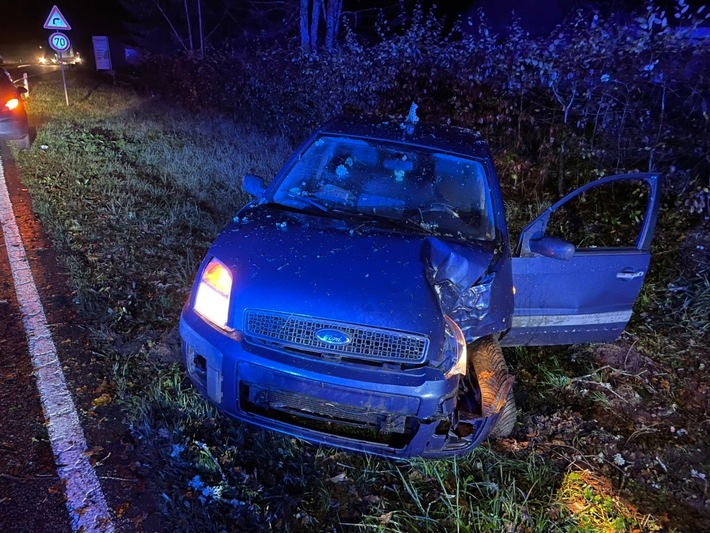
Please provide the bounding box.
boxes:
[272,135,496,241]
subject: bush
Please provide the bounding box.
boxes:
[136,1,710,207]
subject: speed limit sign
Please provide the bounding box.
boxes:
[48,32,71,53]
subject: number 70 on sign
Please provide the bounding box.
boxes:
[49,32,71,53]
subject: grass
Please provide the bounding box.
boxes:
[558,469,664,532]
[10,70,706,532]
[19,72,291,333]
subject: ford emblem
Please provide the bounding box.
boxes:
[315,328,351,346]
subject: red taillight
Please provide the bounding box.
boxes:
[4,98,20,111]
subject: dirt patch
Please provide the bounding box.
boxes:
[513,330,710,531]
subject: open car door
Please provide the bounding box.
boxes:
[502,173,662,347]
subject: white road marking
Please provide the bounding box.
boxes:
[0,156,114,532]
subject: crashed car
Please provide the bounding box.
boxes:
[179,112,661,458]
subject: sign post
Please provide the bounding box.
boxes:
[43,5,72,106]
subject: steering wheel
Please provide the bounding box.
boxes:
[419,203,458,216]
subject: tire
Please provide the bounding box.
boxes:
[13,134,30,150]
[470,336,516,438]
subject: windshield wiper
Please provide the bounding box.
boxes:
[332,209,436,236]
[284,192,330,213]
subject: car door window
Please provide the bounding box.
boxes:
[505,173,662,347]
[545,179,650,249]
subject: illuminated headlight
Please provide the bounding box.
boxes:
[442,315,467,379]
[194,258,232,329]
[38,57,47,64]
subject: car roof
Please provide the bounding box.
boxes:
[318,115,492,160]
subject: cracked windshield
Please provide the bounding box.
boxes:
[273,135,496,241]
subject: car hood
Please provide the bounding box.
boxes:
[206,204,496,338]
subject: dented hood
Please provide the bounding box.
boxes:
[207,205,496,341]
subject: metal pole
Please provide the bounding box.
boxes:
[23,72,29,97]
[59,51,69,106]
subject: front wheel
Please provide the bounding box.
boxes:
[470,336,516,438]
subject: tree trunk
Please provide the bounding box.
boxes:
[197,0,204,58]
[310,0,322,53]
[300,0,309,52]
[324,0,342,50]
[184,0,194,51]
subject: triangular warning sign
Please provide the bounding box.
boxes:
[43,5,71,31]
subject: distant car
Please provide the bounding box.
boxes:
[0,69,29,149]
[50,52,82,66]
[179,112,662,458]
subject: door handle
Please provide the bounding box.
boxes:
[616,270,645,281]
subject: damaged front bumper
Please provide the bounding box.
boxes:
[180,308,501,458]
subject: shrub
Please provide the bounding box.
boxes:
[136,1,710,207]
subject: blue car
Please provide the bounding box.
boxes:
[179,113,662,458]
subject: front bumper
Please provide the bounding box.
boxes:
[180,308,498,458]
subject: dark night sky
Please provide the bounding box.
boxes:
[3,0,126,44]
[1,0,697,51]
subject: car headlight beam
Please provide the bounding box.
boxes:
[194,258,232,329]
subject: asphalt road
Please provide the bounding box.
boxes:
[3,63,62,89]
[0,143,72,532]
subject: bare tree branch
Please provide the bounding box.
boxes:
[153,0,188,51]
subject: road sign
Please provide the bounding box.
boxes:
[49,32,71,53]
[92,36,113,70]
[43,5,72,31]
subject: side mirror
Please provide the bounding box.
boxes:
[16,86,27,95]
[242,174,266,198]
[529,236,575,260]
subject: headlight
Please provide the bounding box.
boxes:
[442,315,467,379]
[194,258,232,329]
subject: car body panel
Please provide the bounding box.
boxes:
[213,206,445,338]
[503,250,651,346]
[503,173,662,346]
[180,308,499,458]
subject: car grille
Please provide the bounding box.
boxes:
[241,382,417,447]
[244,309,429,363]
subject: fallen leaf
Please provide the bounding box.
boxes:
[92,393,113,407]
